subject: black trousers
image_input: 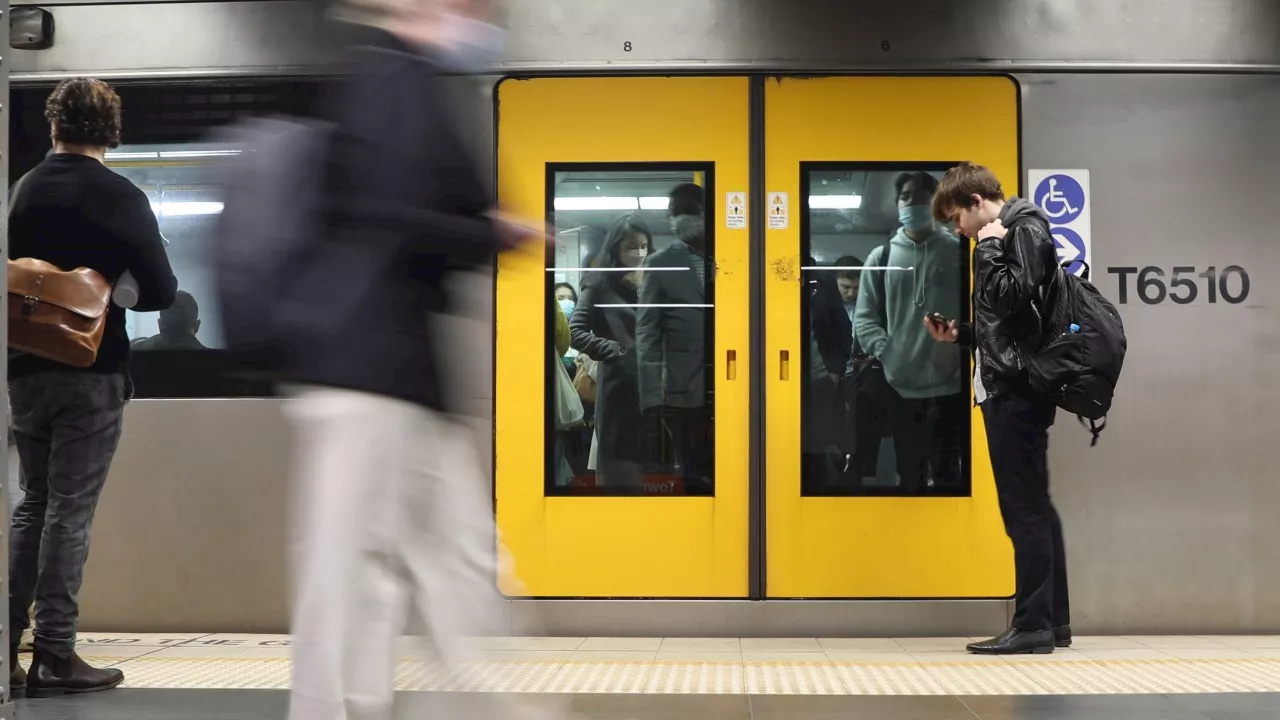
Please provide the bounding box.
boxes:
[981,391,1070,632]
[844,374,965,491]
[889,392,967,492]
[659,406,713,496]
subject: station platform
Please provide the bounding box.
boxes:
[13,634,1280,719]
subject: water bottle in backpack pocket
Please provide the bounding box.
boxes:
[1027,262,1127,445]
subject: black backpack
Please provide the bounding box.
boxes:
[1027,261,1127,446]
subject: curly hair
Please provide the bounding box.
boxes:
[44,78,123,149]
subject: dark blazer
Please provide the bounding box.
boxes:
[635,241,708,411]
[284,27,503,410]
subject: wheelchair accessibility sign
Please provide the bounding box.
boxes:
[1029,169,1091,276]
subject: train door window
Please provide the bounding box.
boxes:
[800,163,971,497]
[546,164,716,497]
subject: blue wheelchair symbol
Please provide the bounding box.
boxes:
[1052,227,1087,275]
[1035,174,1085,225]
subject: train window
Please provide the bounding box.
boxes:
[108,144,230,354]
[8,80,320,398]
[800,163,971,497]
[546,164,716,497]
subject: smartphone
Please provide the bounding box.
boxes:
[928,312,950,326]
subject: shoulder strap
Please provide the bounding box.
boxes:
[855,239,894,359]
[874,239,893,305]
[1072,260,1092,281]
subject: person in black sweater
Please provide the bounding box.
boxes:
[7,77,177,698]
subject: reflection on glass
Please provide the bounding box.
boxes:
[106,143,230,352]
[547,167,715,497]
[802,165,970,497]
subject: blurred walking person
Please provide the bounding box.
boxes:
[226,1,552,718]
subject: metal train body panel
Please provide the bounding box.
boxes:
[7,0,1276,636]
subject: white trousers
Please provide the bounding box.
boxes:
[284,387,517,720]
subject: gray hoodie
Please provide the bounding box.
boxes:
[854,226,965,399]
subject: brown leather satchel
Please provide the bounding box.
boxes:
[8,258,112,367]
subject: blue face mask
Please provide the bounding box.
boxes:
[558,298,575,318]
[440,13,506,73]
[899,205,934,233]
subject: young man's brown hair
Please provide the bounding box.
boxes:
[931,161,1005,222]
[44,78,123,149]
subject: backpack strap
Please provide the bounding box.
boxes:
[874,238,892,313]
[1079,415,1105,447]
[858,238,894,361]
[1072,260,1092,281]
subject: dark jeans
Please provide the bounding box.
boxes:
[981,390,1070,633]
[890,392,967,492]
[9,371,127,657]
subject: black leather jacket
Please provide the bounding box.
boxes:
[956,197,1060,399]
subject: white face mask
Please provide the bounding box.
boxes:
[621,248,648,267]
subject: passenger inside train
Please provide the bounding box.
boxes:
[131,291,206,351]
[550,175,716,497]
[801,167,969,496]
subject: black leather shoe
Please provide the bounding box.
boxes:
[966,627,1055,655]
[26,647,124,698]
[1054,624,1072,648]
[9,645,25,698]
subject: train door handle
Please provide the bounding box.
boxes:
[780,350,790,381]
[726,349,737,381]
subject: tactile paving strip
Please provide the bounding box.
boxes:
[744,660,846,695]
[88,655,1280,695]
[645,661,745,694]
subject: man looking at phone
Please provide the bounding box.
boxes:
[925,161,1070,656]
[853,171,967,492]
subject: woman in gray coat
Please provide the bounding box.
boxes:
[569,214,651,491]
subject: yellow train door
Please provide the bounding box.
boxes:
[495,77,752,597]
[763,76,1020,598]
[495,74,1021,603]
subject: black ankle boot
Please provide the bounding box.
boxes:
[1054,624,1073,648]
[8,644,24,698]
[26,647,124,698]
[966,627,1055,655]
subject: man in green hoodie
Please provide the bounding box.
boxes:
[853,171,968,493]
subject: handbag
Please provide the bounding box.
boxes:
[554,349,585,430]
[573,355,597,403]
[6,170,113,368]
